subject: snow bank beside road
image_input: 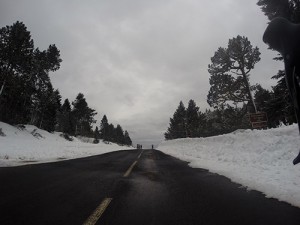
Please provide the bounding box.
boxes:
[0,122,132,167]
[158,125,300,208]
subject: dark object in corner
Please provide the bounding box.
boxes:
[263,17,300,164]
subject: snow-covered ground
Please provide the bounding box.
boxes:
[158,125,300,208]
[0,122,133,167]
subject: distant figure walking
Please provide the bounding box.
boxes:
[263,17,300,164]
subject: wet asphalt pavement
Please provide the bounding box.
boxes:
[0,149,299,225]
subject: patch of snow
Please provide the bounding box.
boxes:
[76,136,95,144]
[0,122,133,167]
[158,124,300,208]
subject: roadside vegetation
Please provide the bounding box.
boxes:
[165,0,299,140]
[0,21,132,146]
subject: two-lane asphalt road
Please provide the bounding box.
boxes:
[0,149,299,225]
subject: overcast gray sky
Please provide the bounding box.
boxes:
[1,0,283,147]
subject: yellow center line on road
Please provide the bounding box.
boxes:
[137,150,144,159]
[84,153,141,224]
[83,197,112,225]
[123,160,138,177]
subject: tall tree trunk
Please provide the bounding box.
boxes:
[241,70,257,113]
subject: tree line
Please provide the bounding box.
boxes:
[0,21,132,146]
[165,100,249,140]
[165,1,299,140]
[96,115,132,146]
[57,93,132,146]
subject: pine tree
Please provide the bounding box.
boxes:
[72,93,97,136]
[57,99,74,134]
[164,101,187,140]
[29,76,61,132]
[254,84,272,112]
[0,21,34,123]
[207,35,261,112]
[0,21,62,125]
[115,124,125,145]
[40,89,61,132]
[93,127,100,144]
[197,111,207,137]
[257,0,300,22]
[262,71,296,127]
[107,123,116,143]
[99,115,109,141]
[124,130,132,146]
[186,99,199,137]
[99,114,132,145]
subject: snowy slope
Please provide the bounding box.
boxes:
[158,125,300,208]
[0,122,133,167]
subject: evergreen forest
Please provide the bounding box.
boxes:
[0,21,132,146]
